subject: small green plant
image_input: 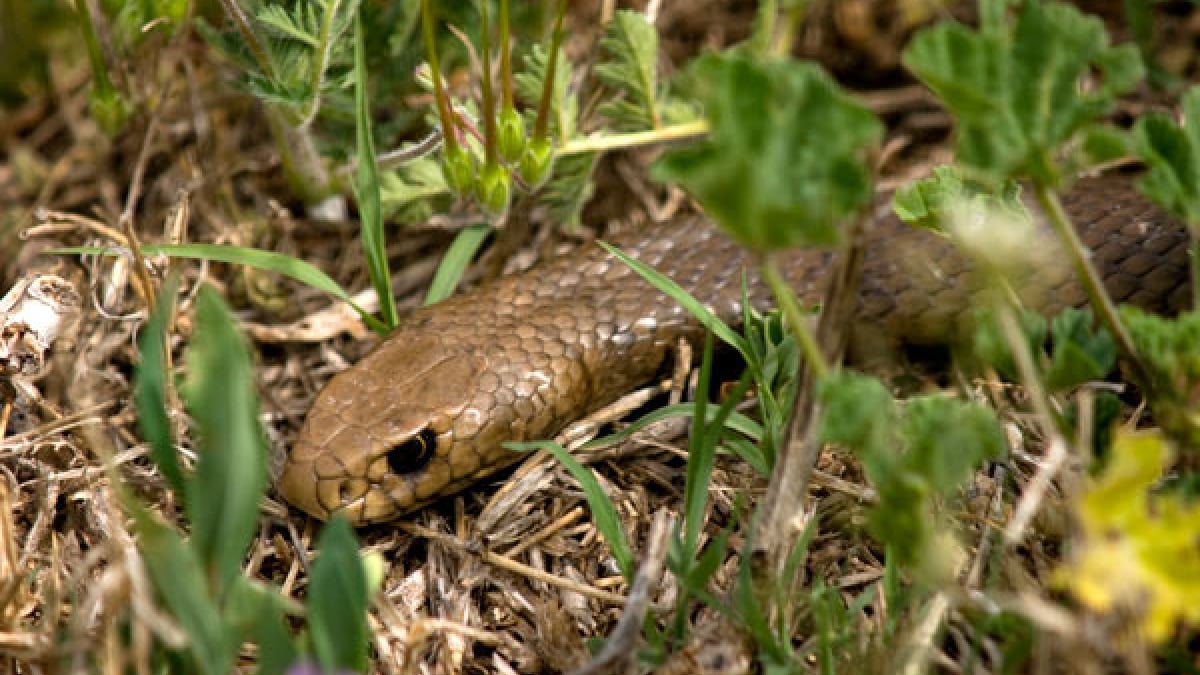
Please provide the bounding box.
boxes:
[125,284,377,674]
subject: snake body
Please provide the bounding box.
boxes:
[279,175,1191,525]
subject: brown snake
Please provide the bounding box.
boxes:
[278,174,1191,525]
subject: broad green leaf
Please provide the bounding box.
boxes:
[308,516,371,674]
[817,371,897,461]
[903,1,1144,187]
[654,53,881,251]
[1135,86,1200,224]
[507,440,635,580]
[134,279,184,496]
[424,224,491,305]
[182,287,269,592]
[379,157,451,224]
[595,10,661,131]
[224,578,298,675]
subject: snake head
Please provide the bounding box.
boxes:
[278,332,488,525]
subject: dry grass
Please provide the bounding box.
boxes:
[2,1,1199,674]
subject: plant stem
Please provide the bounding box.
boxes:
[1191,236,1200,312]
[499,0,513,110]
[761,256,829,380]
[533,0,566,142]
[216,0,275,82]
[1033,182,1147,385]
[558,119,710,156]
[297,0,344,128]
[478,0,497,164]
[421,0,459,153]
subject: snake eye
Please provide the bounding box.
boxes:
[386,428,438,474]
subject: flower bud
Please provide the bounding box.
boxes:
[518,137,555,190]
[441,144,475,197]
[476,162,512,218]
[497,107,527,164]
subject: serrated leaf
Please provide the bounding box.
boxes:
[1044,308,1115,391]
[540,151,595,226]
[1135,86,1200,224]
[901,395,1007,492]
[595,10,660,131]
[182,287,268,592]
[515,43,576,139]
[654,53,881,251]
[904,1,1144,187]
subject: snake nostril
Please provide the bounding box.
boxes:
[386,428,438,474]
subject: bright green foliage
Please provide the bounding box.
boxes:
[515,44,576,140]
[441,144,477,197]
[595,10,662,130]
[1121,307,1200,446]
[497,106,528,163]
[131,287,375,674]
[654,53,882,252]
[903,0,1143,188]
[819,372,1006,574]
[475,161,513,218]
[380,157,451,223]
[519,136,555,189]
[424,224,492,305]
[1059,430,1200,643]
[973,307,1116,393]
[892,166,1026,233]
[1135,86,1200,224]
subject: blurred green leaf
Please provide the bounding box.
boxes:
[134,508,235,674]
[507,440,635,580]
[654,52,881,251]
[1044,308,1116,391]
[182,287,268,592]
[902,396,1007,491]
[1135,86,1200,224]
[903,0,1143,187]
[308,516,371,674]
[379,157,450,223]
[224,579,298,675]
[515,43,575,139]
[972,307,1048,382]
[134,279,184,496]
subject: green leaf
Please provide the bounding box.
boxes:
[379,157,451,224]
[507,440,636,580]
[594,10,660,131]
[353,12,398,329]
[653,53,882,251]
[541,150,596,227]
[134,508,235,674]
[134,279,184,496]
[224,578,298,675]
[901,396,1007,493]
[972,307,1048,382]
[50,243,387,334]
[1135,86,1200,224]
[903,1,1144,187]
[817,371,897,461]
[1044,308,1116,391]
[182,287,269,592]
[424,224,492,305]
[308,516,371,674]
[515,43,576,139]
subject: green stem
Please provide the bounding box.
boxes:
[216,0,275,82]
[1191,236,1200,313]
[533,0,566,142]
[761,256,830,380]
[558,119,709,156]
[421,0,459,153]
[499,0,513,110]
[1033,182,1146,384]
[478,0,497,164]
[76,0,117,98]
[297,0,344,128]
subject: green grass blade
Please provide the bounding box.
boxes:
[507,440,636,580]
[50,243,389,335]
[598,241,750,360]
[581,403,764,450]
[424,224,492,305]
[353,12,397,329]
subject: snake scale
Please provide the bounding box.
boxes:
[278,174,1191,525]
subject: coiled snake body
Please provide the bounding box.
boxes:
[279,175,1191,525]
